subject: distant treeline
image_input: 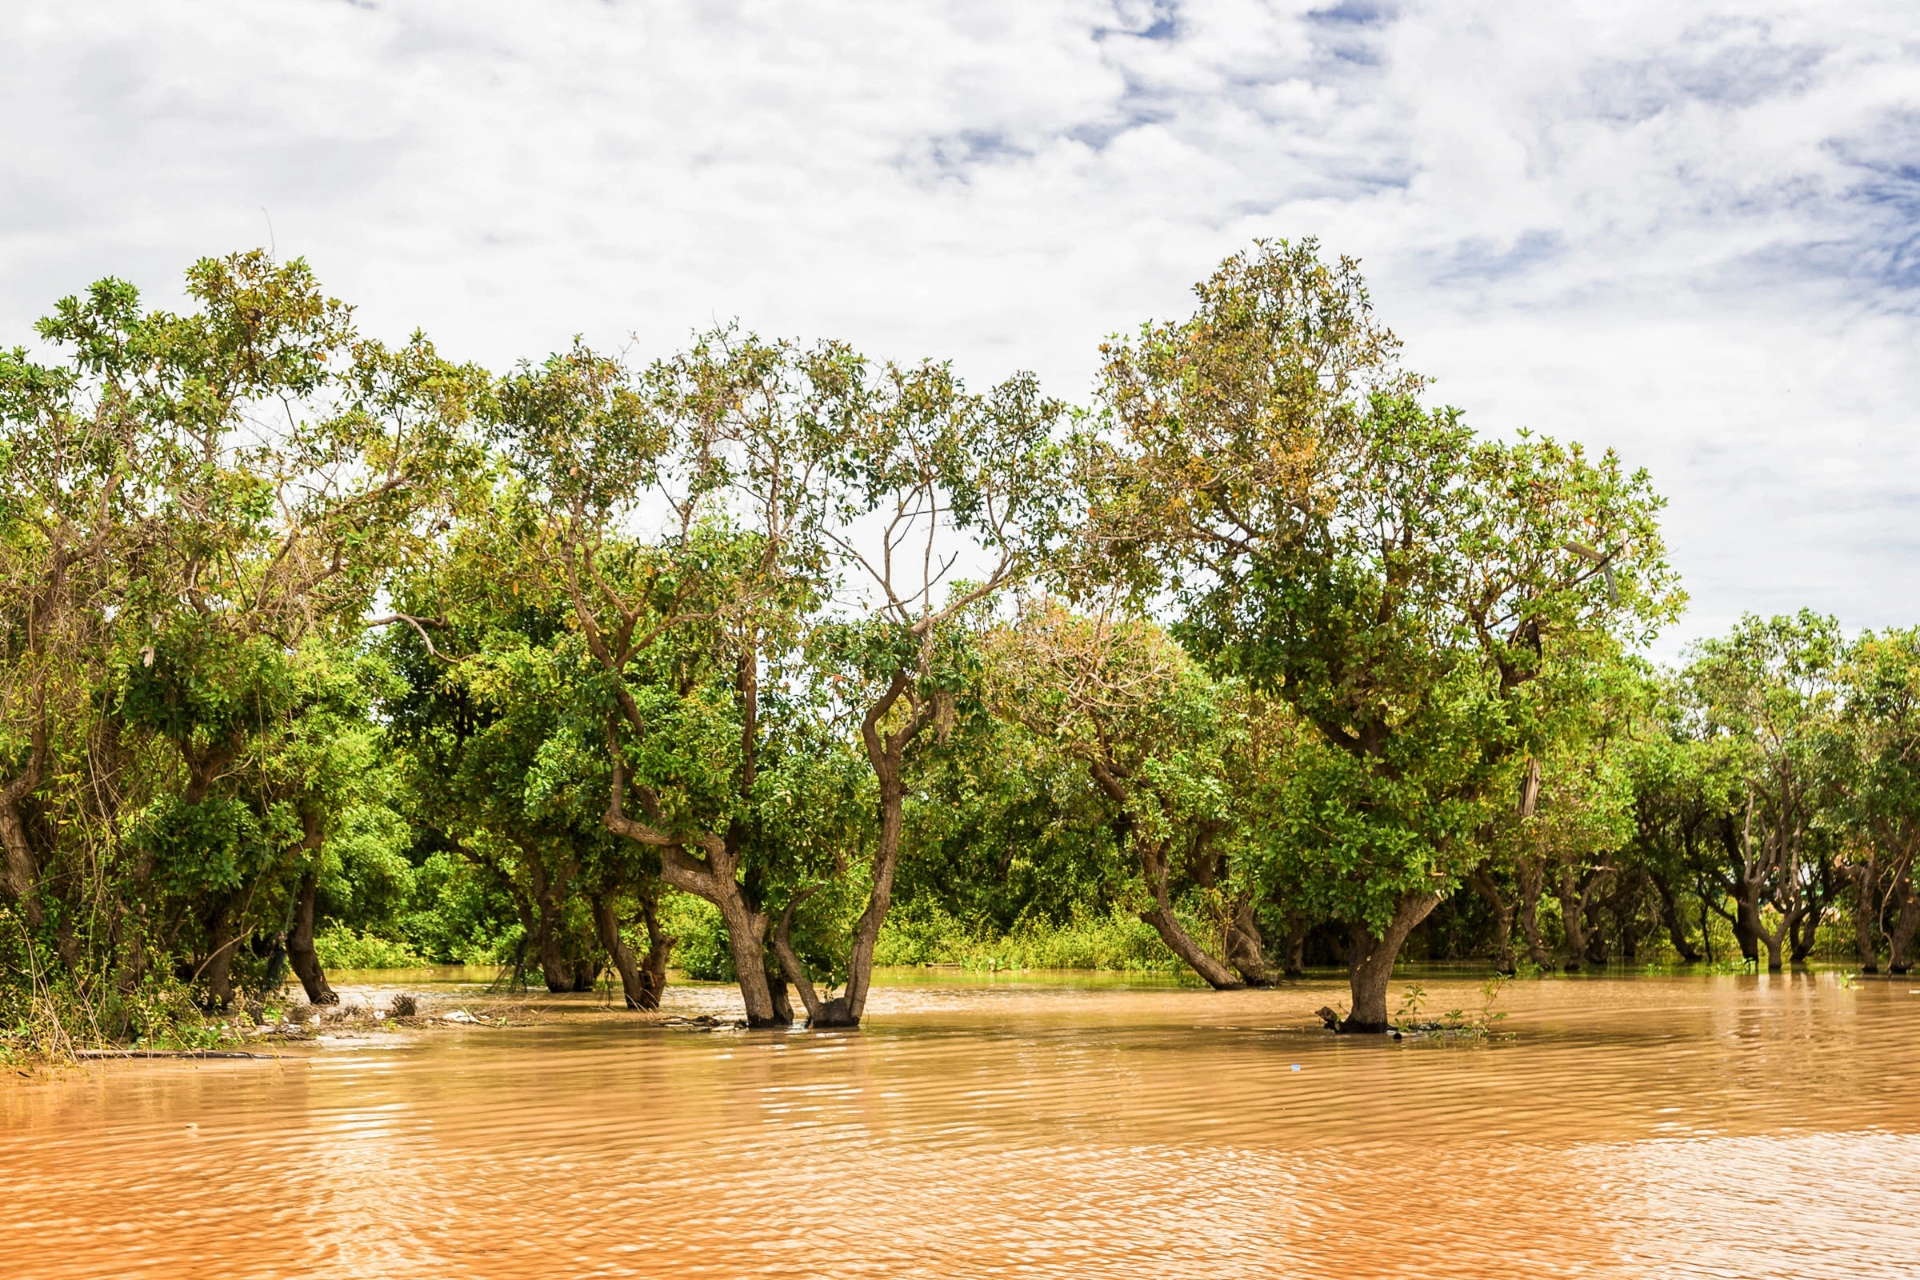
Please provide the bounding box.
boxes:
[3,240,1910,1050]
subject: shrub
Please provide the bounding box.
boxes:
[312,925,425,970]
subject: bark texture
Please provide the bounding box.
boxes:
[1339,892,1441,1033]
[287,864,338,1006]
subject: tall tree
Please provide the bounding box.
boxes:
[1837,628,1920,972]
[783,358,1068,1025]
[1092,238,1680,1030]
[1681,612,1846,971]
[2,250,478,1021]
[497,333,856,1025]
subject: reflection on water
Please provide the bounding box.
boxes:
[5,971,1919,1278]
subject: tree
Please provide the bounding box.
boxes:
[497,333,863,1025]
[1,249,478,1026]
[983,599,1264,988]
[1835,628,1920,972]
[784,357,1069,1025]
[1681,612,1846,971]
[1093,239,1680,1030]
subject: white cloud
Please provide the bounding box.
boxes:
[3,0,1916,651]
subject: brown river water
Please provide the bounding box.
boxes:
[4,968,1919,1279]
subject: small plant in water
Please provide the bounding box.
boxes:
[1391,976,1511,1039]
[1393,983,1427,1029]
[1704,957,1758,976]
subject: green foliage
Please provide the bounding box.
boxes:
[872,900,1185,972]
[394,849,525,966]
[19,236,1920,1053]
[663,893,733,982]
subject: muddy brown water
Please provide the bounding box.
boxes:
[4,968,1919,1279]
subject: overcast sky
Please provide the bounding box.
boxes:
[4,1,1916,653]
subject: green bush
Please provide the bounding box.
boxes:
[312,925,425,970]
[664,893,734,981]
[873,901,1185,972]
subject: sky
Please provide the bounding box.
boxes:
[4,0,1917,655]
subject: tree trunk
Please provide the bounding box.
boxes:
[1556,870,1588,973]
[0,719,49,930]
[1888,875,1920,974]
[1788,901,1822,965]
[113,853,157,1013]
[287,865,338,1005]
[771,884,844,1028]
[711,867,779,1025]
[1517,858,1551,969]
[1731,884,1762,964]
[570,956,599,992]
[1340,892,1442,1033]
[526,856,573,995]
[1224,897,1270,986]
[202,896,239,1012]
[1850,861,1879,973]
[1469,863,1515,974]
[1583,893,1611,968]
[592,893,652,1010]
[1754,911,1786,972]
[1135,839,1243,990]
[636,887,674,1009]
[605,747,782,1024]
[1649,870,1701,963]
[1282,910,1308,978]
[0,795,43,930]
[54,907,83,977]
[835,770,905,1026]
[1613,872,1646,964]
[1087,760,1241,992]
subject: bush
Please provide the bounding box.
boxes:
[874,901,1185,972]
[664,893,734,981]
[312,925,425,970]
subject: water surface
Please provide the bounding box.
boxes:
[4,970,1917,1278]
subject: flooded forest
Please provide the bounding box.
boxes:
[5,241,1920,1278]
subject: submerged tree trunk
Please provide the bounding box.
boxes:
[606,759,782,1025]
[1788,900,1823,965]
[526,855,575,995]
[834,763,905,1026]
[1582,892,1611,968]
[1729,882,1763,964]
[284,810,336,1006]
[1136,837,1243,990]
[780,672,936,1031]
[592,893,652,1010]
[1084,759,1243,992]
[1339,892,1442,1033]
[1849,861,1879,973]
[1753,908,1787,972]
[287,864,338,1006]
[694,845,779,1025]
[636,888,674,1009]
[587,886,671,1008]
